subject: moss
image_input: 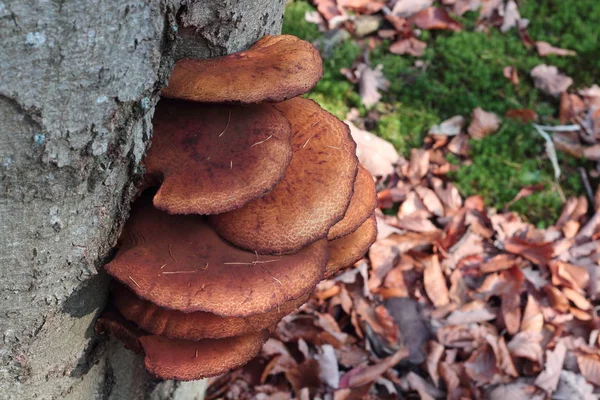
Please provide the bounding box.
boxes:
[282,0,596,225]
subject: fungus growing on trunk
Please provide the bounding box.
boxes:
[96,312,269,381]
[96,34,379,381]
[210,97,358,255]
[162,35,323,103]
[112,283,309,340]
[328,165,378,240]
[105,199,328,316]
[145,100,292,215]
[325,214,378,279]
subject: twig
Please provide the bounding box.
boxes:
[579,167,595,206]
[532,124,561,179]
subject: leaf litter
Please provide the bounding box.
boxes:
[207,102,600,399]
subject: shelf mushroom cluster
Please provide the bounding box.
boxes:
[95,35,378,380]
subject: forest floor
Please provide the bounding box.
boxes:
[207,1,600,398]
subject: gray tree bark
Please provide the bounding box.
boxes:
[0,1,286,399]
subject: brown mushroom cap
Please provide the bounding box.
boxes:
[210,98,358,255]
[105,199,328,317]
[328,165,378,240]
[112,282,309,340]
[145,100,292,215]
[161,35,323,104]
[95,311,269,381]
[325,214,378,279]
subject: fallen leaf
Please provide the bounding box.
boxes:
[339,348,409,388]
[347,121,400,178]
[535,340,567,393]
[389,37,427,57]
[391,0,434,17]
[426,341,444,386]
[503,66,520,86]
[338,0,387,14]
[486,335,518,377]
[506,108,538,123]
[553,370,597,400]
[410,7,462,31]
[446,300,497,325]
[468,107,501,139]
[447,133,470,156]
[508,331,543,363]
[406,148,430,185]
[385,297,429,363]
[316,344,340,389]
[356,63,389,109]
[500,0,520,32]
[577,354,600,386]
[429,115,465,136]
[313,0,341,22]
[465,344,500,384]
[406,371,446,399]
[503,237,554,265]
[521,294,543,333]
[424,254,450,307]
[536,41,577,57]
[530,64,573,98]
[505,184,544,207]
[487,381,546,400]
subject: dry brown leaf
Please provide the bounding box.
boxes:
[562,287,592,310]
[447,133,470,156]
[314,0,342,21]
[429,115,465,136]
[410,7,462,31]
[415,187,444,217]
[385,297,429,364]
[424,254,450,307]
[549,260,590,291]
[338,0,386,14]
[506,108,539,123]
[465,344,500,384]
[446,300,497,325]
[486,334,518,377]
[407,148,430,185]
[543,285,570,312]
[426,341,444,386]
[468,107,501,139]
[508,331,543,363]
[521,294,543,333]
[356,63,389,109]
[577,354,600,386]
[389,37,427,57]
[536,41,577,57]
[503,66,520,86]
[339,348,409,388]
[535,340,567,392]
[391,0,434,17]
[503,237,554,265]
[347,121,400,178]
[530,64,573,98]
[500,0,520,32]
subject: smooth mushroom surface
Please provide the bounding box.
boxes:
[145,100,292,215]
[328,164,378,240]
[211,97,358,255]
[113,283,309,340]
[95,312,269,381]
[324,214,378,279]
[105,198,328,316]
[161,35,323,104]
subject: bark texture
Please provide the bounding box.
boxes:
[0,1,286,399]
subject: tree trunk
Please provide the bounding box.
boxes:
[0,1,286,399]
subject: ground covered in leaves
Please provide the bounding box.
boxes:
[206,1,600,398]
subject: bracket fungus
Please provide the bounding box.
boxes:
[96,312,269,381]
[325,214,378,279]
[145,100,292,215]
[161,35,323,104]
[328,164,378,240]
[105,200,327,316]
[96,34,378,381]
[210,97,358,255]
[113,283,309,340]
